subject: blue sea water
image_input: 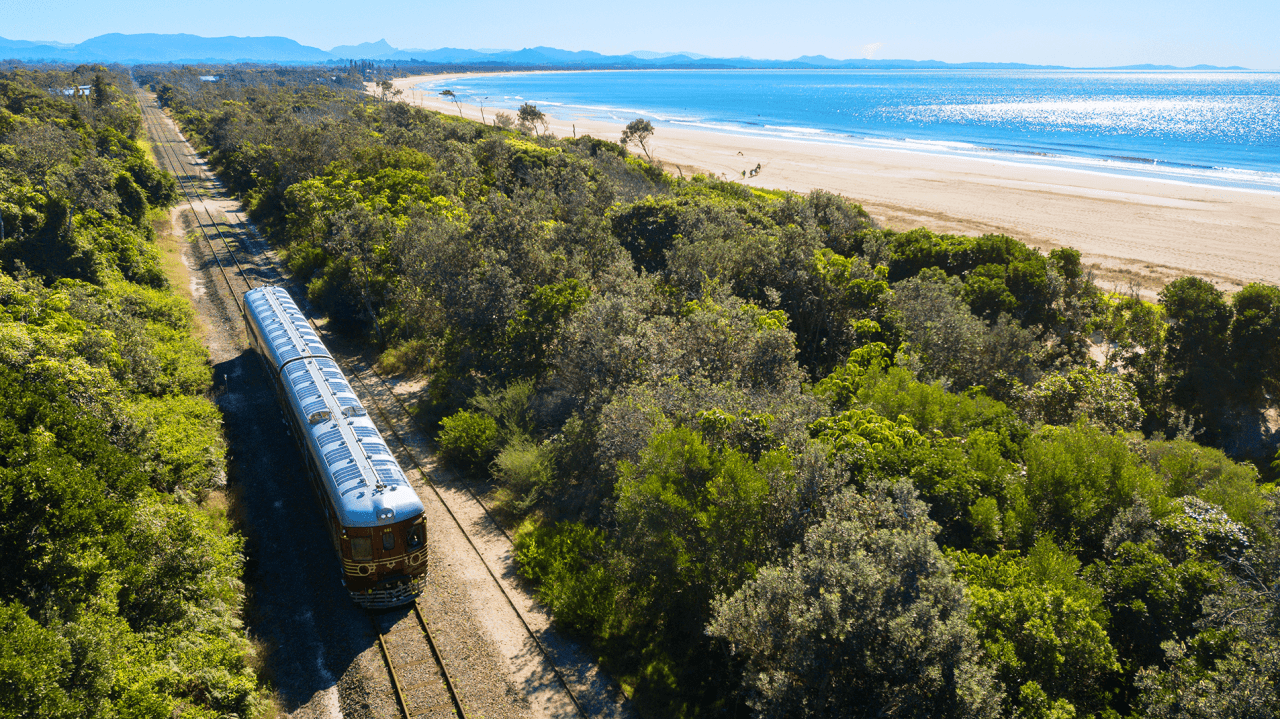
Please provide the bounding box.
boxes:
[416,69,1280,193]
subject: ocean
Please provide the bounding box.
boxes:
[416,69,1280,193]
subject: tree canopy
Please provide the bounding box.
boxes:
[132,62,1280,719]
[0,66,263,717]
[621,118,655,160]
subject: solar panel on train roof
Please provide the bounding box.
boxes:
[245,286,423,528]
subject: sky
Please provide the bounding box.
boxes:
[1,0,1277,68]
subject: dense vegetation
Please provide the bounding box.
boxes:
[0,67,265,717]
[143,64,1280,718]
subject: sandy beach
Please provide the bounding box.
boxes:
[390,73,1280,296]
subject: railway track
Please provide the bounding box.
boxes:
[134,81,605,719]
[373,604,468,719]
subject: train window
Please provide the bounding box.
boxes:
[408,525,424,549]
[382,531,395,550]
[350,536,372,561]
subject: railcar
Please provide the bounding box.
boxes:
[243,286,427,609]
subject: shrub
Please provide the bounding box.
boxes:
[1015,366,1145,432]
[0,602,75,719]
[1016,424,1168,557]
[436,409,499,471]
[468,378,535,443]
[887,269,1041,390]
[490,437,554,512]
[615,426,775,612]
[953,538,1117,715]
[514,520,617,636]
[709,482,1003,719]
[126,395,225,493]
[377,338,433,376]
[284,241,328,281]
[860,365,1026,449]
[1147,439,1270,537]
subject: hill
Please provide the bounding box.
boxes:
[0,33,1252,70]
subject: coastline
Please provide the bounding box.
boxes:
[390,73,1280,296]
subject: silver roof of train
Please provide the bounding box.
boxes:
[244,286,423,527]
[245,286,330,369]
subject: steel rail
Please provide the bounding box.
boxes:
[135,87,252,313]
[140,93,469,719]
[413,602,468,719]
[373,607,469,719]
[345,360,637,713]
[133,79,592,719]
[143,107,253,292]
[373,614,414,719]
[133,76,260,297]
[350,359,515,544]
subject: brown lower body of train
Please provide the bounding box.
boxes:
[339,518,428,609]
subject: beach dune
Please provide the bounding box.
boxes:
[391,74,1280,296]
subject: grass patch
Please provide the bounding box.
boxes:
[378,338,433,376]
[148,206,209,342]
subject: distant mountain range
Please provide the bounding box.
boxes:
[0,33,331,63]
[0,33,1252,70]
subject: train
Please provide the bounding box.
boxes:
[243,286,427,609]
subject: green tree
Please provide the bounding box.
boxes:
[504,278,591,377]
[615,426,779,622]
[1135,495,1280,718]
[439,88,463,117]
[1085,541,1224,677]
[1015,365,1145,432]
[888,268,1040,390]
[953,538,1118,716]
[517,102,547,135]
[620,118,655,161]
[1159,277,1233,437]
[708,481,1003,719]
[90,72,110,109]
[1228,283,1280,403]
[0,603,76,719]
[1014,423,1166,557]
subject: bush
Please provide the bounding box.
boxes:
[284,240,328,281]
[377,338,433,376]
[887,268,1041,390]
[514,520,617,636]
[145,321,212,396]
[1147,439,1269,533]
[1084,540,1224,673]
[468,378,535,443]
[437,409,499,471]
[1015,366,1144,432]
[709,482,1003,719]
[952,538,1116,715]
[0,66,264,719]
[1015,424,1168,557]
[859,365,1026,449]
[126,395,225,493]
[491,437,554,512]
[0,602,75,719]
